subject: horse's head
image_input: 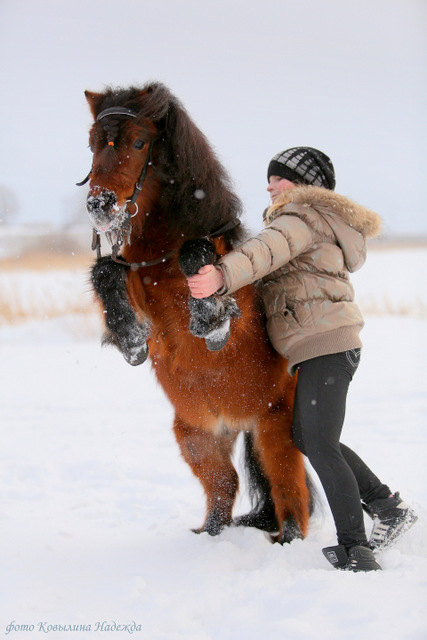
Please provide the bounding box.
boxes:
[82,83,243,252]
[84,86,168,242]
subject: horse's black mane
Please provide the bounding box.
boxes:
[95,83,246,245]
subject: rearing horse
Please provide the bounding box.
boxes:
[81,82,312,542]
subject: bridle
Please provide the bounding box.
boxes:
[78,105,240,271]
[76,107,141,187]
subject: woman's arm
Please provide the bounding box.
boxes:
[187,213,314,298]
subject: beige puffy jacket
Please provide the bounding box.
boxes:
[217,185,382,373]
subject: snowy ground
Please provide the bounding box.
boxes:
[0,251,426,639]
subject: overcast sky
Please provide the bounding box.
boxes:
[1,0,426,235]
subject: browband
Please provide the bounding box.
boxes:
[96,107,137,121]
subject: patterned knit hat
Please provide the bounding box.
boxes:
[267,147,336,190]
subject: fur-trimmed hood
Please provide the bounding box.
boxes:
[265,185,382,273]
[266,185,382,238]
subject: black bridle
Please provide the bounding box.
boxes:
[78,105,240,270]
[76,107,138,187]
[77,105,155,197]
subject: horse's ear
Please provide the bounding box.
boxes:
[85,90,104,119]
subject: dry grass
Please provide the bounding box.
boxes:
[0,300,93,326]
[0,250,95,325]
[0,250,93,272]
[368,236,427,251]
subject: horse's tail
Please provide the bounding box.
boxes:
[234,431,278,532]
[237,431,317,532]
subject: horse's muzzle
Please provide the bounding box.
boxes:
[86,190,118,231]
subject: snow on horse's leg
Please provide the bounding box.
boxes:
[91,256,150,365]
[179,238,240,351]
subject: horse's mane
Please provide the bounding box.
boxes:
[95,83,246,245]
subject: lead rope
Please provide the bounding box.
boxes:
[91,229,101,259]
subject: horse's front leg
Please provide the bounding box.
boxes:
[91,256,150,366]
[173,415,239,535]
[179,239,240,351]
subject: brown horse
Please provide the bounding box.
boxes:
[81,82,312,542]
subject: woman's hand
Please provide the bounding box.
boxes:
[187,264,225,298]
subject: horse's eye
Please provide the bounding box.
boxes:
[134,139,145,150]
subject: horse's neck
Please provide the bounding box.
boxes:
[124,212,177,263]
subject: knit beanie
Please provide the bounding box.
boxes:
[267,147,336,190]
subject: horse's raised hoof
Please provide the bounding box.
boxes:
[188,296,240,351]
[122,343,148,366]
[102,329,149,366]
[191,508,232,536]
[204,322,230,351]
[268,516,303,544]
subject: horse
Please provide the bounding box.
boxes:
[80,82,312,543]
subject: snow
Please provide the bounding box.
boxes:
[0,251,426,639]
[352,247,427,318]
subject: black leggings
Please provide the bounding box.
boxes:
[292,350,391,547]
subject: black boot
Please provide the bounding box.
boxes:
[363,492,418,551]
[322,544,382,572]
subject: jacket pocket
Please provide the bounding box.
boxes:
[266,310,302,357]
[261,280,287,315]
[282,309,301,330]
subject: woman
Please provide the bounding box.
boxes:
[187,147,417,572]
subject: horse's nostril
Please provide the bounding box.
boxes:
[87,190,117,214]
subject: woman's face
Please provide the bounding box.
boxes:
[267,175,295,201]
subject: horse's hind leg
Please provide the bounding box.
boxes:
[173,415,238,535]
[91,256,149,365]
[254,402,311,543]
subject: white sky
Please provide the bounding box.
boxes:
[0,0,426,234]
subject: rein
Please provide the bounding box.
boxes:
[79,104,240,270]
[108,218,241,271]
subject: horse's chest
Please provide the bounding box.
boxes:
[151,353,262,428]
